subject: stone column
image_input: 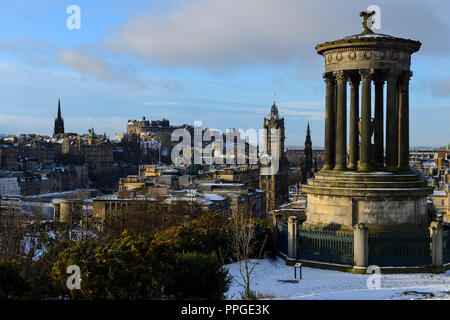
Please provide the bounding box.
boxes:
[288,216,298,260]
[429,221,443,270]
[386,69,400,170]
[348,75,360,169]
[373,74,385,168]
[333,84,337,169]
[323,73,335,170]
[398,71,412,171]
[358,69,372,171]
[353,223,368,268]
[333,70,348,171]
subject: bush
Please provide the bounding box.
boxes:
[160,213,273,262]
[0,259,29,300]
[29,214,271,299]
[166,251,231,299]
[51,240,98,299]
[51,232,178,299]
[50,230,233,300]
[27,240,74,299]
[159,214,231,261]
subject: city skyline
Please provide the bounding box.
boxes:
[1,2,449,304]
[0,0,449,147]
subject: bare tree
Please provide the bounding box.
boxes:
[99,188,202,241]
[0,200,47,272]
[227,208,267,300]
[0,205,27,261]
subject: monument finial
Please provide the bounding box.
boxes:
[360,10,376,34]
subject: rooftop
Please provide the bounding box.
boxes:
[315,11,421,55]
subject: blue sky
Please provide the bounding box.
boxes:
[0,0,449,148]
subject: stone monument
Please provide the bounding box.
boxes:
[302,11,433,232]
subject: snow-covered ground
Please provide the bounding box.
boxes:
[225,257,450,300]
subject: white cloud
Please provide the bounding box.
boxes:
[56,49,178,89]
[278,109,324,121]
[58,50,111,78]
[105,0,348,68]
[105,0,450,69]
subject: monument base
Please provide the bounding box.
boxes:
[301,169,433,232]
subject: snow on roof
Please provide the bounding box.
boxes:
[432,190,447,196]
[203,193,226,201]
[278,202,291,208]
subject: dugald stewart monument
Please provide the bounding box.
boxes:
[302,11,433,233]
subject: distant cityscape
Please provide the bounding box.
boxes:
[1,3,450,303]
[0,98,448,224]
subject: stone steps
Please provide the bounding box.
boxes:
[307,179,427,189]
[314,170,422,182]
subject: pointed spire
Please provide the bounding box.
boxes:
[307,122,310,135]
[57,99,62,119]
[54,98,64,136]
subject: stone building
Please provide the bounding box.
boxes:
[60,131,113,169]
[126,117,171,136]
[92,190,229,223]
[286,148,324,168]
[125,117,194,165]
[120,132,142,164]
[302,11,432,232]
[15,135,62,169]
[13,166,89,196]
[259,103,289,213]
[198,182,266,218]
[274,199,307,224]
[213,166,260,188]
[430,186,449,219]
[0,143,18,170]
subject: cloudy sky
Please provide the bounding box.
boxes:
[0,0,448,147]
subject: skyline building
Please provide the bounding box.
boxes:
[53,99,64,137]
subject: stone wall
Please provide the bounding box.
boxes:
[305,193,428,231]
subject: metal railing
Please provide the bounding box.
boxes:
[368,231,431,266]
[296,227,354,265]
[276,219,288,255]
[444,230,450,264]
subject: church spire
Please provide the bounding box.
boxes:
[299,123,314,184]
[57,98,61,118]
[54,99,64,137]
